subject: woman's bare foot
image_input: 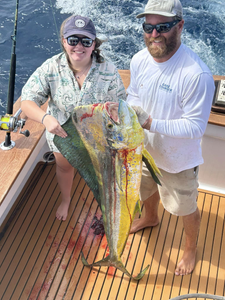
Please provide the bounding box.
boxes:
[175,247,196,275]
[130,216,159,234]
[56,201,70,221]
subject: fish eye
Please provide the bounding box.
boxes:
[107,123,113,129]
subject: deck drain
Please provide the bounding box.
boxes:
[43,151,55,163]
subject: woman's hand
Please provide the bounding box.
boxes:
[43,114,68,138]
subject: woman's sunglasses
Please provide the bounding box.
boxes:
[67,36,93,47]
[142,19,181,34]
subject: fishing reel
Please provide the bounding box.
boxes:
[0,108,30,150]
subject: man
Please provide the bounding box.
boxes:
[127,0,215,276]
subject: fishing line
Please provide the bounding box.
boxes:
[6,0,19,115]
[0,0,19,149]
[49,0,60,46]
[0,0,30,149]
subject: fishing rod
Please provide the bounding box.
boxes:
[0,0,29,151]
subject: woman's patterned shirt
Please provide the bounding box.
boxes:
[21,52,126,152]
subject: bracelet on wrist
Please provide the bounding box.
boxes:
[41,113,50,124]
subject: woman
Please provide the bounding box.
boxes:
[21,15,126,221]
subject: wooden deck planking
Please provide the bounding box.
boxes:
[58,200,100,300]
[198,194,219,294]
[31,178,95,300]
[189,192,213,296]
[206,195,224,296]
[0,162,225,300]
[153,213,179,300]
[1,164,59,300]
[0,165,54,277]
[215,196,225,297]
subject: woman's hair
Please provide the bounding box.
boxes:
[60,16,105,68]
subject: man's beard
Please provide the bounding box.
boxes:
[144,28,178,58]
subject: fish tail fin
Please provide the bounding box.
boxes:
[113,259,150,280]
[142,148,162,186]
[132,264,150,280]
[81,252,149,280]
[81,252,112,267]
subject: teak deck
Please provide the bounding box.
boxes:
[0,71,225,299]
[1,162,224,300]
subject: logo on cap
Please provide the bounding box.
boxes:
[75,19,85,28]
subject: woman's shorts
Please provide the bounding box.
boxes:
[140,165,199,216]
[46,131,60,153]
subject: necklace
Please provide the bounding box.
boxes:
[75,63,91,80]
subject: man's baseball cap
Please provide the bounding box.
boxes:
[136,0,183,19]
[63,15,96,40]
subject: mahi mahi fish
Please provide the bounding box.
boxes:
[53,99,161,280]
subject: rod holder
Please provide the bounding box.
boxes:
[0,109,30,150]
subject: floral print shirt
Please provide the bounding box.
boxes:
[21,52,126,152]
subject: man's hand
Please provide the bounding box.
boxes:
[132,105,152,130]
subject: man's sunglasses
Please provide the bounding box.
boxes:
[67,36,93,47]
[142,19,181,34]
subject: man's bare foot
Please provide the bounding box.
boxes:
[56,201,70,221]
[130,217,159,234]
[175,247,196,275]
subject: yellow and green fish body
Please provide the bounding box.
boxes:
[54,100,161,280]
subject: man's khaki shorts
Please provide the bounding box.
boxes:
[140,165,199,216]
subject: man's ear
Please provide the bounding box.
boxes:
[178,19,185,32]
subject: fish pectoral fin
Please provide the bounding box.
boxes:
[115,154,123,191]
[53,116,101,205]
[133,200,142,218]
[81,252,149,280]
[142,148,162,186]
